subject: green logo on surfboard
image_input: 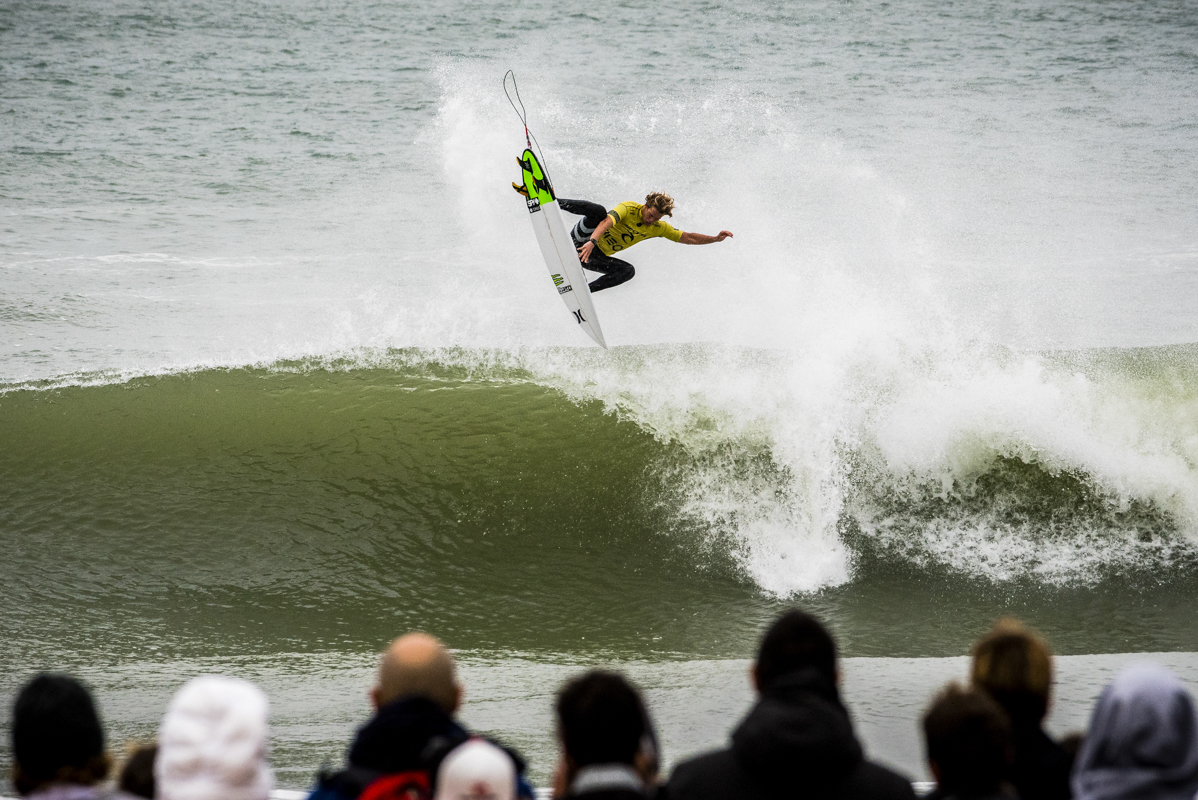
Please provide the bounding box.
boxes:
[519,149,554,210]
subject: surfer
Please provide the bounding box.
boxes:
[513,187,733,292]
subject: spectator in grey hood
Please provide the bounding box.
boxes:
[665,609,914,800]
[1072,663,1198,800]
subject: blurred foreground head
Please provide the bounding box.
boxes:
[923,683,1013,799]
[11,674,109,795]
[555,670,657,795]
[1073,664,1198,800]
[118,743,157,799]
[754,609,838,691]
[434,739,517,800]
[972,617,1053,724]
[373,632,462,714]
[156,676,272,800]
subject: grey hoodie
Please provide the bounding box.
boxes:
[1073,663,1198,800]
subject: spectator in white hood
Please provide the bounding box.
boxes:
[1072,663,1198,800]
[156,676,273,800]
[434,739,516,800]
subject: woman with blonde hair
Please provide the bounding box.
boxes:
[971,618,1073,800]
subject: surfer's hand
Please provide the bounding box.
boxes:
[716,231,733,242]
[578,241,594,262]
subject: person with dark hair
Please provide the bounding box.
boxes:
[665,610,914,800]
[9,673,137,800]
[972,618,1072,800]
[923,684,1015,800]
[117,744,156,800]
[552,671,658,800]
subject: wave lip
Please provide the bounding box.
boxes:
[499,341,1198,595]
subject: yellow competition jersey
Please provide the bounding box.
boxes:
[596,201,683,256]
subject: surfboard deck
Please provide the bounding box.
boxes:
[518,148,607,349]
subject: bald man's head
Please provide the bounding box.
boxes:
[371,633,461,714]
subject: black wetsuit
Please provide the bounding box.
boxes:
[558,198,636,293]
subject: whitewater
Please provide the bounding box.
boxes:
[6,0,1198,786]
[6,1,1198,596]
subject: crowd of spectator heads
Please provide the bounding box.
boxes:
[8,613,1198,800]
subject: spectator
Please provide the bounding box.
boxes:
[1072,663,1198,800]
[117,743,156,799]
[434,739,517,800]
[553,671,657,800]
[9,673,136,800]
[665,609,914,800]
[311,632,530,800]
[156,675,272,800]
[1057,734,1083,764]
[923,684,1015,800]
[972,618,1072,800]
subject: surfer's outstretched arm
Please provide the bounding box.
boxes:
[679,230,734,245]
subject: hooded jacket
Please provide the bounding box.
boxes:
[311,697,532,800]
[310,697,469,800]
[665,669,914,800]
[1009,719,1073,800]
[348,696,468,774]
[1072,664,1198,800]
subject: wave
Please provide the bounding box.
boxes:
[3,342,1197,599]
[5,72,1198,600]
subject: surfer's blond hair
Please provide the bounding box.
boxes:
[644,191,675,217]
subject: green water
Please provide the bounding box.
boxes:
[3,357,1198,790]
[5,0,1198,791]
[3,361,1196,665]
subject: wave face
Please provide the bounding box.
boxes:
[3,344,1197,610]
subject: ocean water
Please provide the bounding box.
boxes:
[3,0,1198,790]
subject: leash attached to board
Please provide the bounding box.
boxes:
[504,70,556,200]
[503,69,532,149]
[504,71,606,348]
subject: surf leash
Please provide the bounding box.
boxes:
[503,69,554,187]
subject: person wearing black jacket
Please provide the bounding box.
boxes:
[972,619,1073,800]
[665,610,915,800]
[310,633,530,800]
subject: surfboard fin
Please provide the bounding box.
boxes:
[512,181,529,198]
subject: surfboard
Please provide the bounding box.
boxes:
[518,148,607,349]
